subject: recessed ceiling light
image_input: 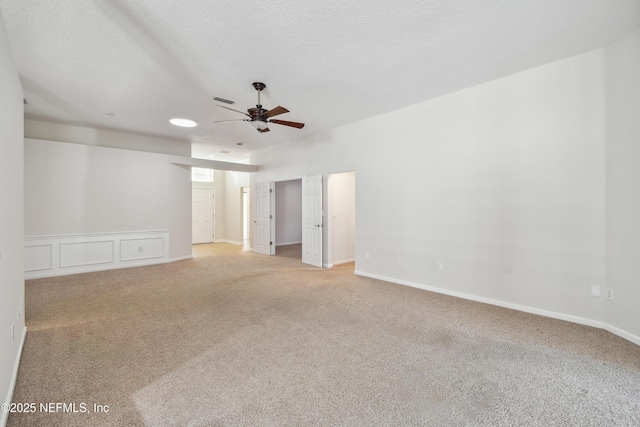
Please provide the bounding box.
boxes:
[208,155,215,158]
[169,118,198,128]
[236,142,243,146]
[103,111,114,116]
[219,150,231,154]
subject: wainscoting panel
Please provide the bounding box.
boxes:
[25,230,170,279]
[24,244,53,272]
[121,237,165,262]
[60,241,114,268]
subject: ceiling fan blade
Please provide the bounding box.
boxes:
[214,119,249,123]
[263,106,289,119]
[217,105,250,117]
[258,128,270,133]
[269,119,305,129]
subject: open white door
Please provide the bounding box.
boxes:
[302,175,323,267]
[254,182,274,255]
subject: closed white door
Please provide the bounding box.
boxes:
[254,182,274,255]
[302,175,323,267]
[192,188,214,244]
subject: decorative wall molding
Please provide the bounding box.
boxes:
[25,230,171,279]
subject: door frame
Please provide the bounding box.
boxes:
[326,171,356,268]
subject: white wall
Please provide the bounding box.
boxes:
[0,9,26,425]
[24,138,192,260]
[605,27,640,340]
[329,172,355,265]
[252,49,607,327]
[275,180,302,246]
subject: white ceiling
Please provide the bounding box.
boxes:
[2,0,639,162]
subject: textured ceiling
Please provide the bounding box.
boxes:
[1,0,639,162]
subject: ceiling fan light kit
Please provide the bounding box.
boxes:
[250,120,268,130]
[215,82,305,133]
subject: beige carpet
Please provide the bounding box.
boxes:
[8,243,640,426]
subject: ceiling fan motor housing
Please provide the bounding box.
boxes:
[248,106,268,119]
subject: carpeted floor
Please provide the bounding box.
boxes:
[8,243,640,426]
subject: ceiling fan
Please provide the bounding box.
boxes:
[215,82,305,133]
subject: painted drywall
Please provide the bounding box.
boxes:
[275,180,302,246]
[329,172,355,264]
[24,138,192,260]
[0,9,25,425]
[25,119,190,156]
[252,49,607,326]
[605,27,640,339]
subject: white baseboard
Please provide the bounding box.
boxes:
[354,270,640,346]
[324,259,356,268]
[171,255,194,263]
[603,323,640,347]
[213,239,244,246]
[276,241,302,247]
[2,325,26,427]
[333,258,355,266]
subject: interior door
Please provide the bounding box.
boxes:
[302,175,323,267]
[192,188,214,244]
[254,182,274,255]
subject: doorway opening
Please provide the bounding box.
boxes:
[254,174,332,268]
[327,171,356,269]
[192,167,215,245]
[274,179,303,260]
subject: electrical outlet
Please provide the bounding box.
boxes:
[591,285,601,297]
[396,256,402,265]
[138,246,143,253]
[437,262,444,272]
[606,288,614,300]
[10,324,14,344]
